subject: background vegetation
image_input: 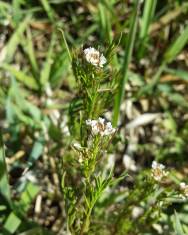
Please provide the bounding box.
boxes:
[1,0,188,234]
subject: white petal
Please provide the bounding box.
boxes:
[152,161,157,169]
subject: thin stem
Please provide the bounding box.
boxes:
[80,208,92,235]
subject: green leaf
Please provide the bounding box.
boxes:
[29,139,44,166]
[4,212,21,234]
[164,25,188,62]
[58,28,72,63]
[110,171,128,187]
[98,2,112,42]
[1,64,39,90]
[174,211,185,235]
[50,46,69,87]
[0,133,11,205]
[18,182,40,213]
[140,0,157,40]
[164,67,188,81]
[12,0,24,24]
[169,93,188,108]
[138,0,157,57]
[0,205,7,211]
[21,28,39,76]
[40,0,55,22]
[2,15,31,63]
[40,33,56,87]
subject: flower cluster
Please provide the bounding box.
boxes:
[151,161,168,182]
[180,182,188,199]
[84,47,107,68]
[86,117,116,136]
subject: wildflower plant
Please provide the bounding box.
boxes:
[69,44,119,140]
[61,44,127,234]
[1,1,188,235]
[61,42,188,234]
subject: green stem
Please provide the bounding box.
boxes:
[88,93,97,119]
[88,78,100,119]
[80,208,92,235]
[81,137,100,234]
[85,136,100,179]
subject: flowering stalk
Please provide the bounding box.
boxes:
[70,45,118,142]
[65,45,119,233]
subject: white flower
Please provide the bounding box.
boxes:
[151,161,168,181]
[83,47,106,67]
[180,182,188,198]
[86,117,116,136]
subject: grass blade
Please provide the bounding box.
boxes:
[40,0,55,22]
[1,16,30,63]
[58,28,72,63]
[18,182,40,213]
[1,64,39,90]
[113,0,140,126]
[0,133,11,206]
[98,2,112,42]
[138,0,157,57]
[21,28,39,76]
[140,0,157,39]
[164,24,188,63]
[40,32,56,87]
[174,211,185,235]
[164,67,188,81]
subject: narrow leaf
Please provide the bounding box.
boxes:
[2,16,30,63]
[174,211,185,235]
[0,133,11,205]
[40,33,56,87]
[164,25,188,62]
[1,64,39,90]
